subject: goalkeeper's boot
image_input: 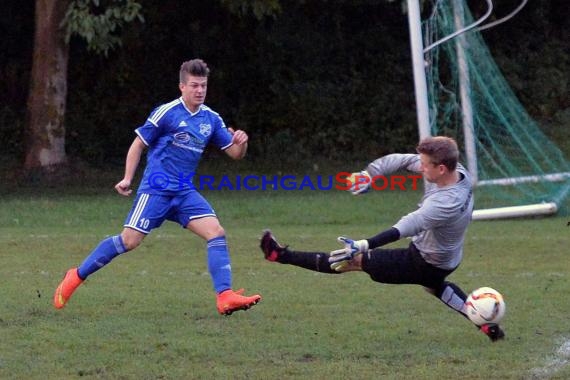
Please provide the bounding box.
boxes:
[480,323,505,342]
[216,289,261,316]
[53,268,83,309]
[260,230,287,262]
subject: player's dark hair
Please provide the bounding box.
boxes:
[179,59,210,83]
[416,136,459,171]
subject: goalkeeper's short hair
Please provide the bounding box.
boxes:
[416,136,459,171]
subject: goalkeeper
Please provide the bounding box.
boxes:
[260,136,504,342]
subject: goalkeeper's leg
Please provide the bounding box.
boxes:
[429,281,468,318]
[429,281,505,342]
[260,230,341,274]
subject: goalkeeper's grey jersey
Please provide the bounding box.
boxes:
[366,154,473,270]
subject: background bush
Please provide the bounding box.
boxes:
[1,0,568,167]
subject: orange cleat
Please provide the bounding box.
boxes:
[53,268,83,309]
[216,289,261,316]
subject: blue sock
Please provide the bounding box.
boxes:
[77,235,127,280]
[207,236,232,293]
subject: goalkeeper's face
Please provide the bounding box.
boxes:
[419,153,445,183]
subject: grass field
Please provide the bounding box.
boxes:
[1,185,570,379]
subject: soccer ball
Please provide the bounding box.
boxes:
[465,287,506,326]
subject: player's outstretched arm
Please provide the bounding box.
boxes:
[115,137,146,196]
[225,128,248,160]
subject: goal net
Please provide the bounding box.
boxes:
[422,0,570,219]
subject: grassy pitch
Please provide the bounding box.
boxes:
[1,188,569,379]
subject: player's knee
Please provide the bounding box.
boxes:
[121,230,144,251]
[187,217,225,240]
[209,225,225,239]
[122,239,140,251]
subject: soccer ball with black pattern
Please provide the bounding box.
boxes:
[465,287,506,326]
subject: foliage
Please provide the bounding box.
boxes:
[62,0,422,165]
[0,0,568,167]
[62,0,570,165]
[62,0,144,55]
[220,0,281,20]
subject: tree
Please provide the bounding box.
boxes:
[22,0,285,176]
[24,0,143,175]
[24,0,71,172]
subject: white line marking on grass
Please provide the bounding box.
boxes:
[530,338,570,379]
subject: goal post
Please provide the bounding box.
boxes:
[406,0,431,141]
[406,0,570,220]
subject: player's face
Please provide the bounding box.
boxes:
[180,75,208,112]
[419,153,445,183]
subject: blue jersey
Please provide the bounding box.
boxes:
[135,98,233,194]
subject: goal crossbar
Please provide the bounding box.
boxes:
[472,202,558,220]
[477,172,570,187]
[473,179,570,220]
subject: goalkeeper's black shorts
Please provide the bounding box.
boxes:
[361,242,456,289]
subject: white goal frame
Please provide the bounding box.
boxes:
[406,0,564,220]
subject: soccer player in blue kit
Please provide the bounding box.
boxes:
[54,59,261,315]
[260,136,505,341]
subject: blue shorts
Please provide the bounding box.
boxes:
[124,191,217,234]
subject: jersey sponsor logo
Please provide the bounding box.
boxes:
[199,123,212,137]
[174,132,191,143]
[172,132,205,153]
[171,144,204,153]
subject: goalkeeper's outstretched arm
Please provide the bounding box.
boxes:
[346,154,422,195]
[365,227,400,249]
[346,171,372,195]
[328,227,401,272]
[366,154,422,177]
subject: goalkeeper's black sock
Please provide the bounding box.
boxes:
[280,249,339,274]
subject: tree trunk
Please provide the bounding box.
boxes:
[24,0,70,172]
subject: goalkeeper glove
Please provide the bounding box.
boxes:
[329,236,369,272]
[347,171,372,195]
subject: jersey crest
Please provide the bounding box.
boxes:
[199,123,212,137]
